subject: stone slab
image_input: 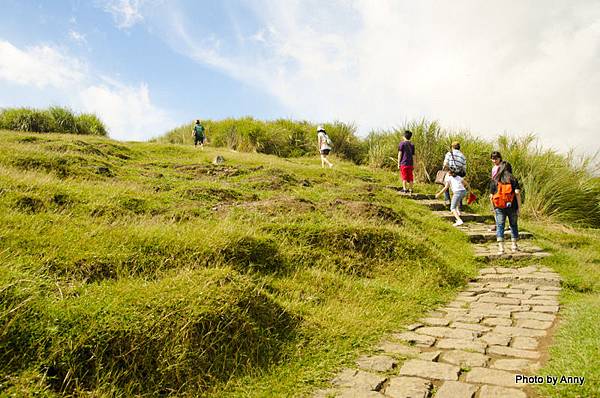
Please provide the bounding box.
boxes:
[532,305,559,313]
[451,322,491,333]
[512,311,555,321]
[491,358,535,372]
[515,319,553,330]
[398,359,460,381]
[416,326,477,340]
[420,317,450,326]
[392,332,436,347]
[376,341,420,357]
[453,315,484,324]
[478,296,521,305]
[464,367,518,387]
[439,350,489,367]
[511,336,539,350]
[494,326,546,337]
[332,369,387,391]
[487,345,541,359]
[417,350,441,361]
[434,381,478,398]
[481,317,512,327]
[356,355,397,372]
[406,323,424,331]
[337,390,384,398]
[384,376,431,398]
[436,338,487,354]
[478,333,511,346]
[478,385,527,398]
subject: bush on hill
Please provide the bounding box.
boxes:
[0,107,107,136]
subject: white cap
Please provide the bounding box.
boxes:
[317,125,325,132]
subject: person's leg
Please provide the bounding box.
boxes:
[451,191,464,225]
[495,208,507,254]
[400,167,407,192]
[444,190,451,205]
[407,167,414,193]
[508,209,519,251]
[320,154,326,167]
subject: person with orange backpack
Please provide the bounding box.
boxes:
[489,161,522,254]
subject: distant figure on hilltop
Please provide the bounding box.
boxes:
[398,130,415,194]
[442,141,467,206]
[317,126,333,168]
[192,120,206,149]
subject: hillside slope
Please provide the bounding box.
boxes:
[0,130,499,396]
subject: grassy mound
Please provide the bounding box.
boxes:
[0,130,478,396]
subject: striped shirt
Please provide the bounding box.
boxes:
[444,149,467,172]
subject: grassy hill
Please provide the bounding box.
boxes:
[1,129,598,397]
[0,130,479,396]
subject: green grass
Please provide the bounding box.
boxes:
[1,128,598,397]
[512,222,600,398]
[0,130,478,396]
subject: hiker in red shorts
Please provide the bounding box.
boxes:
[397,130,415,194]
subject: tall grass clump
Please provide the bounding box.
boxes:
[154,117,365,163]
[75,113,108,136]
[0,108,54,132]
[48,106,78,134]
[0,107,107,136]
[365,120,492,186]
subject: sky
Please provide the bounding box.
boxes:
[0,0,599,155]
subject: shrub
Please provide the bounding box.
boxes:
[75,113,108,136]
[0,107,108,136]
[48,106,77,134]
[0,108,54,132]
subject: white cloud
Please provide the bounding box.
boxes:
[80,81,174,140]
[0,40,85,88]
[157,0,600,155]
[101,0,145,29]
[0,40,174,140]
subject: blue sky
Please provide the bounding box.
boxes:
[1,1,599,156]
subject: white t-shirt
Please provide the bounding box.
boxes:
[318,131,331,150]
[445,174,466,193]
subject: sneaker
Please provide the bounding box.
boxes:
[399,188,407,194]
[453,220,464,227]
[511,241,519,252]
[497,242,505,255]
[408,189,413,195]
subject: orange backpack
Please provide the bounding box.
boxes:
[492,181,515,208]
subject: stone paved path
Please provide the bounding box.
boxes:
[312,193,561,398]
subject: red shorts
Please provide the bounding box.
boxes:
[400,166,414,182]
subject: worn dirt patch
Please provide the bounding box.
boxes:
[173,164,254,178]
[329,199,404,225]
[213,197,316,216]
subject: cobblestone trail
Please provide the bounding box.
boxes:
[313,193,560,398]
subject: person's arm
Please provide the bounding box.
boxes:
[398,146,403,169]
[515,190,522,213]
[463,179,471,191]
[435,181,450,198]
